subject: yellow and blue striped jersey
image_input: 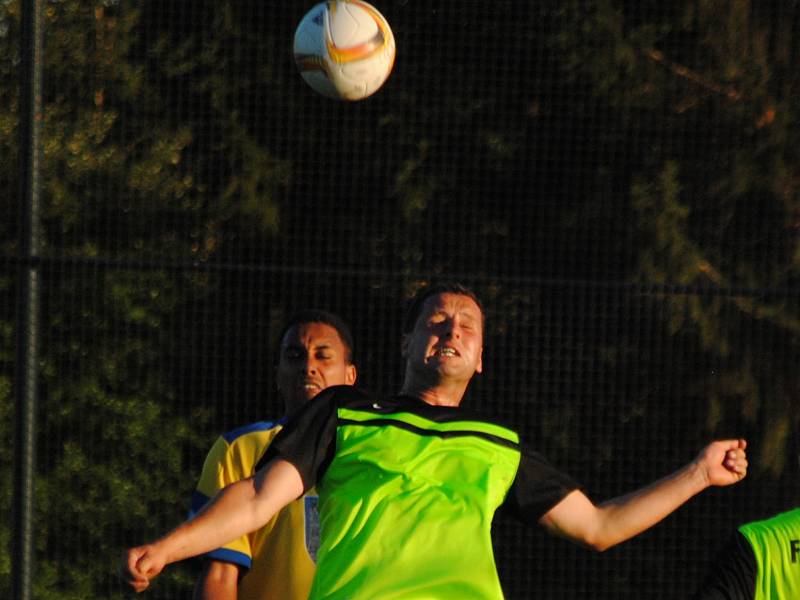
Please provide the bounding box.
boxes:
[190,420,318,600]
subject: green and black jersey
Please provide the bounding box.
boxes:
[262,385,578,599]
[693,508,800,600]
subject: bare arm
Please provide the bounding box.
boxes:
[539,439,747,552]
[123,458,303,593]
[193,560,240,600]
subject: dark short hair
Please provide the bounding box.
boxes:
[277,309,355,364]
[402,282,485,335]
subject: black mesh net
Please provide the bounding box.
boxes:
[3,1,799,598]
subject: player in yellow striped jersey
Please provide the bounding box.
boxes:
[190,309,356,600]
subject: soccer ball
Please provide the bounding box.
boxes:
[293,1,396,101]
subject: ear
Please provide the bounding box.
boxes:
[345,364,357,385]
[475,346,483,374]
[400,334,410,358]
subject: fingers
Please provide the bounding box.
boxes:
[137,553,161,579]
[718,439,748,478]
[716,438,747,451]
[699,439,749,487]
[723,445,748,476]
[121,547,152,593]
[128,575,150,594]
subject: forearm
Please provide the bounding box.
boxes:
[541,461,709,551]
[157,478,263,565]
[123,459,303,592]
[154,459,302,566]
[592,460,709,549]
[592,437,748,549]
[541,439,746,552]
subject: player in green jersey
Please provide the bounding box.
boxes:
[693,443,799,600]
[124,283,748,598]
[693,507,800,600]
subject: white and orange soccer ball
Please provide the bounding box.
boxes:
[293,1,396,101]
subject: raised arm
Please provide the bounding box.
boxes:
[123,458,303,593]
[539,439,747,552]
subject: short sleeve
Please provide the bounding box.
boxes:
[501,446,580,524]
[190,435,230,511]
[189,435,254,568]
[691,530,756,600]
[259,386,344,492]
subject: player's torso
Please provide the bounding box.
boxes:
[202,422,318,600]
[311,400,521,599]
[741,508,800,600]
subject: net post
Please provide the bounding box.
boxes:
[14,1,44,599]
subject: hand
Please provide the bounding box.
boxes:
[696,439,748,487]
[121,544,167,593]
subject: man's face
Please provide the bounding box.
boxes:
[403,292,484,385]
[277,321,356,414]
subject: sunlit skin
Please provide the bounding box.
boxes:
[122,292,748,593]
[276,321,357,417]
[193,320,356,600]
[400,292,484,407]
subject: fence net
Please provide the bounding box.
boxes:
[3,0,799,598]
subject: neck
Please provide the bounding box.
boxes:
[399,379,466,407]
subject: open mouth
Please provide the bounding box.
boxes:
[433,347,458,358]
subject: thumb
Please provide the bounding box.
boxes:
[715,438,747,453]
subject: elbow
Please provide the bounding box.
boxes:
[580,529,617,553]
[587,539,613,553]
[581,541,613,554]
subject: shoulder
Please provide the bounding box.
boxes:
[741,506,800,532]
[201,419,286,469]
[194,420,287,502]
[268,386,371,445]
[312,384,372,407]
[691,529,756,600]
[291,385,376,419]
[220,419,285,446]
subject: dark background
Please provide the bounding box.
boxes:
[2,1,798,598]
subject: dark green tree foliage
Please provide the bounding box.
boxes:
[1,1,217,597]
[551,0,799,474]
[2,0,799,598]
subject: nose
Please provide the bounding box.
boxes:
[441,318,460,339]
[302,357,318,375]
